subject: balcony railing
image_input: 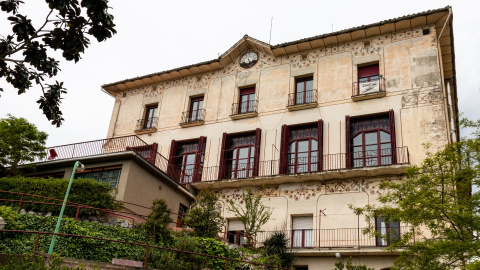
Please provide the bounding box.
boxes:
[231,100,258,116]
[196,146,409,182]
[135,117,158,132]
[287,89,318,107]
[254,226,415,249]
[180,109,206,125]
[352,75,386,97]
[32,135,171,178]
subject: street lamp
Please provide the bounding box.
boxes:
[48,161,85,254]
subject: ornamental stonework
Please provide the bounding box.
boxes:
[401,87,443,108]
[283,183,322,201]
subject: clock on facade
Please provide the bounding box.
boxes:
[239,52,258,68]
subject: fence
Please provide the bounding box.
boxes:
[0,229,288,269]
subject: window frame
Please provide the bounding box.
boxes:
[294,76,314,105]
[189,96,204,122]
[357,63,380,83]
[143,104,158,129]
[75,165,122,188]
[287,125,319,174]
[291,216,313,248]
[167,137,206,183]
[375,216,400,247]
[238,87,256,114]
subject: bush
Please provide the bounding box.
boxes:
[0,207,148,263]
[0,177,122,216]
[0,253,90,270]
[183,188,224,238]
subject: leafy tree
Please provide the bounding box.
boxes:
[0,253,91,270]
[0,0,116,126]
[332,257,374,270]
[137,199,173,245]
[226,189,272,245]
[352,119,480,270]
[0,114,48,176]
[183,187,225,238]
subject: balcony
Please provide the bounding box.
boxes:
[352,75,386,101]
[287,89,318,111]
[254,226,415,250]
[230,100,258,120]
[180,109,205,127]
[134,117,158,134]
[193,146,409,187]
[32,135,170,176]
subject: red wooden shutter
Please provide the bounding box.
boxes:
[167,140,177,179]
[345,116,351,168]
[218,133,228,180]
[389,110,397,164]
[358,64,379,78]
[279,125,289,174]
[317,120,323,171]
[193,137,206,182]
[149,143,158,165]
[253,128,262,177]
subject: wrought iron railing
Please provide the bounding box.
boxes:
[231,100,258,115]
[254,226,416,249]
[31,135,171,180]
[135,117,158,131]
[198,146,409,182]
[352,75,386,97]
[287,89,318,107]
[181,109,206,124]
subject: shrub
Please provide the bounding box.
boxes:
[0,177,122,216]
[262,231,296,268]
[0,253,90,270]
[0,208,148,263]
[135,199,173,245]
[183,188,224,238]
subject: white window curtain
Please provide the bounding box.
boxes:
[292,216,313,248]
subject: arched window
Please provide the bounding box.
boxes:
[350,114,392,167]
[288,125,318,174]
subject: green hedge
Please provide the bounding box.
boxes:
[0,177,122,216]
[0,206,148,263]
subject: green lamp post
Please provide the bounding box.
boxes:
[48,161,84,254]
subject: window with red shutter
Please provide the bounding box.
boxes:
[168,137,206,184]
[238,87,256,114]
[219,130,261,180]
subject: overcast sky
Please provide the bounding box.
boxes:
[1,0,479,147]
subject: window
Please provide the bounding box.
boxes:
[238,87,256,114]
[75,166,122,188]
[228,220,245,245]
[143,105,158,129]
[176,204,188,228]
[218,129,261,180]
[346,110,396,168]
[292,216,313,248]
[189,96,204,122]
[167,137,207,184]
[280,121,323,174]
[357,63,381,95]
[376,216,400,246]
[295,76,314,105]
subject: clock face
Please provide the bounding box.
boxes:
[239,52,258,68]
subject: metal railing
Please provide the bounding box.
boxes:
[288,89,318,107]
[231,100,258,115]
[255,226,416,249]
[135,117,158,131]
[31,135,171,179]
[352,75,386,97]
[199,146,409,182]
[0,229,288,269]
[180,109,206,124]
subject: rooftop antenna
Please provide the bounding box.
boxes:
[269,17,273,44]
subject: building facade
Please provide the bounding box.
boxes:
[101,7,458,269]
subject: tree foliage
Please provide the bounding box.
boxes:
[332,257,374,270]
[0,115,47,176]
[352,119,480,270]
[262,231,296,268]
[183,187,225,238]
[0,0,116,126]
[136,199,173,245]
[226,189,272,245]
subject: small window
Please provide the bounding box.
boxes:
[238,87,256,114]
[376,216,400,246]
[189,96,204,122]
[143,105,158,129]
[228,220,245,245]
[294,76,314,105]
[422,28,430,35]
[292,216,313,248]
[75,166,122,188]
[358,64,379,83]
[176,204,188,228]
